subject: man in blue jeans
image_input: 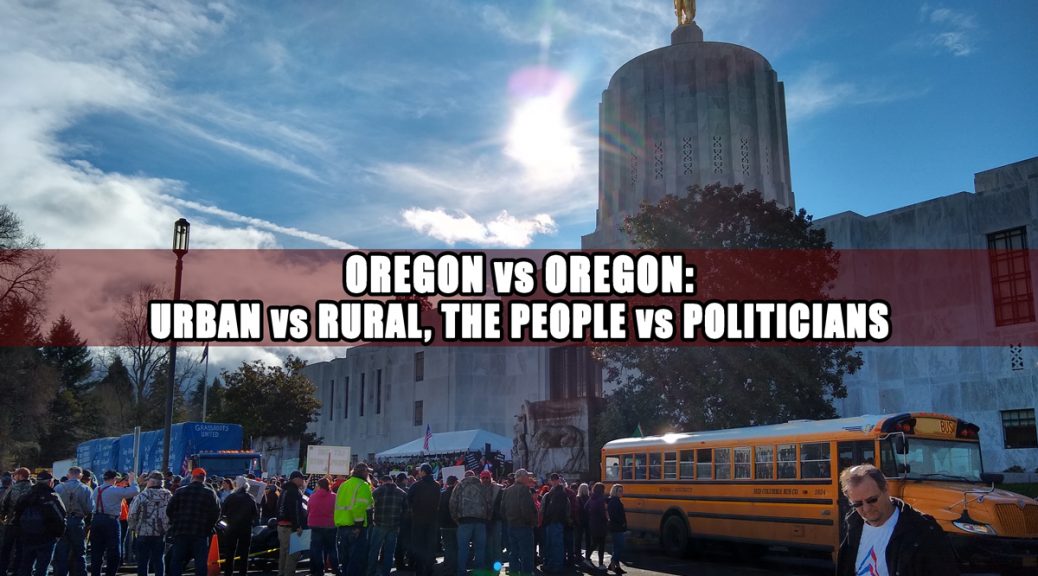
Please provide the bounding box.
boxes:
[540,474,569,574]
[368,476,408,576]
[90,471,139,576]
[448,474,490,576]
[501,470,537,576]
[53,467,93,576]
[165,468,221,576]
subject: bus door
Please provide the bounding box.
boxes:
[836,441,876,541]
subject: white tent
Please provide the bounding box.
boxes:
[375,429,512,459]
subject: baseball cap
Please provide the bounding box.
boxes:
[37,471,53,482]
[514,469,530,480]
[289,470,305,480]
[102,470,120,480]
[419,463,433,475]
[191,467,207,477]
[480,470,492,479]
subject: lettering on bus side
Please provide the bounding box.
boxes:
[752,488,801,495]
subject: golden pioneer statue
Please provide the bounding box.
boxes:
[674,0,696,26]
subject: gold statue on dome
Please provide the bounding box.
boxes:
[674,0,696,26]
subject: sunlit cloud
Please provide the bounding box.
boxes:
[402,208,556,248]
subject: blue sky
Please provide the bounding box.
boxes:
[4,0,1037,253]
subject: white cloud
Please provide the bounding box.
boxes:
[0,0,344,249]
[163,196,355,249]
[785,64,929,122]
[917,4,978,57]
[402,208,556,248]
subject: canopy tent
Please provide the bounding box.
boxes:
[375,429,512,460]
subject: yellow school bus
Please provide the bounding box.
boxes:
[601,412,1038,572]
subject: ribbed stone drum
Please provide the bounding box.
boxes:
[582,23,794,249]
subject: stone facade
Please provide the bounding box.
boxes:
[302,344,603,479]
[816,156,1038,472]
[583,23,793,249]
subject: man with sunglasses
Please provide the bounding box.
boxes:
[837,464,959,575]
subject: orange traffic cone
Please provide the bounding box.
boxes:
[207,535,221,576]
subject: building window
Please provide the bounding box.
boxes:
[988,227,1035,326]
[343,376,349,419]
[359,373,365,417]
[414,400,423,426]
[376,369,382,414]
[1001,409,1038,449]
[415,352,424,382]
[329,379,334,421]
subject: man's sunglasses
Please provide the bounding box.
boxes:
[849,495,882,508]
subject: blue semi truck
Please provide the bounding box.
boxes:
[75,422,261,477]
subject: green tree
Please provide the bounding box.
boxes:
[213,355,321,439]
[38,315,96,463]
[89,356,135,436]
[0,297,59,468]
[187,376,224,421]
[595,184,861,441]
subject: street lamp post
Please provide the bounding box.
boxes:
[161,218,190,473]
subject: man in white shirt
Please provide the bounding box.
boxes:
[836,464,959,576]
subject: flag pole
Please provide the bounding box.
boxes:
[201,342,210,422]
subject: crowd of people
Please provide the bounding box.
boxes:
[0,463,631,576]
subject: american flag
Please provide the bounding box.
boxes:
[423,424,432,451]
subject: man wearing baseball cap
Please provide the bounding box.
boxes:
[90,471,138,576]
[166,468,220,576]
[53,466,93,576]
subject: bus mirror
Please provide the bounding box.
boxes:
[893,434,908,454]
[980,472,1003,485]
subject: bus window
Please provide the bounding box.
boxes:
[777,444,797,479]
[838,440,876,473]
[649,453,662,480]
[634,453,647,480]
[664,452,677,480]
[605,456,620,481]
[800,442,831,479]
[621,454,634,480]
[696,448,712,479]
[734,447,751,479]
[755,446,774,479]
[879,440,898,476]
[679,450,694,479]
[715,448,732,479]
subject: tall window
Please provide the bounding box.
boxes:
[329,379,334,421]
[777,444,797,479]
[415,352,424,382]
[359,373,365,417]
[988,227,1035,326]
[755,446,774,479]
[413,400,423,426]
[343,376,349,419]
[733,447,751,479]
[1001,409,1038,449]
[376,369,382,415]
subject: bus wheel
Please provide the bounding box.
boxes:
[660,513,690,557]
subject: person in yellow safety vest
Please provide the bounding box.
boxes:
[334,463,372,576]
